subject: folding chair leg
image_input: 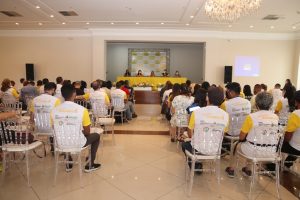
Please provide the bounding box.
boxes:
[216,159,221,184]
[249,163,256,199]
[53,151,59,186]
[2,151,7,174]
[78,154,83,188]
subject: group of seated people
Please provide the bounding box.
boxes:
[124,69,181,77]
[0,76,140,172]
[160,78,300,177]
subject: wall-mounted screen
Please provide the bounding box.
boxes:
[234,56,260,77]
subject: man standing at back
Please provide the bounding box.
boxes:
[51,84,101,172]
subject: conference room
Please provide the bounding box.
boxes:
[0,0,300,199]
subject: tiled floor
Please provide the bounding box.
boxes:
[0,134,298,200]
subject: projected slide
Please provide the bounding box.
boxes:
[234,56,260,77]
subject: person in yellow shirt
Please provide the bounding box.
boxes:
[1,78,19,103]
[51,84,101,172]
[182,86,228,173]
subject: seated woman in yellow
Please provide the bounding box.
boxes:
[275,85,294,125]
[1,78,19,103]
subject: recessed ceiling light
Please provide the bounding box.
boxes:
[35,5,40,9]
[50,15,54,18]
[86,22,90,25]
[161,22,164,25]
[136,22,139,25]
[62,22,66,25]
[15,22,19,25]
[186,23,190,26]
[270,25,275,29]
[249,25,254,28]
[228,24,232,28]
[292,26,297,29]
[190,15,194,18]
[110,22,114,25]
[38,22,43,26]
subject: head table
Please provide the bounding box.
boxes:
[116,76,187,87]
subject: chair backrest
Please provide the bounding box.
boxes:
[192,123,225,156]
[2,91,16,105]
[0,120,31,148]
[278,111,290,126]
[250,123,283,157]
[74,100,88,108]
[228,112,248,136]
[111,95,125,110]
[52,113,85,152]
[90,98,113,118]
[34,107,52,133]
[175,108,189,127]
[3,102,22,115]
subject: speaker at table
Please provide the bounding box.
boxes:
[26,63,34,80]
[224,66,232,84]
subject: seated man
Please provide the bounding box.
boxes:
[281,90,300,168]
[30,82,61,153]
[89,81,110,106]
[51,84,101,172]
[111,81,136,120]
[226,92,279,177]
[182,87,229,172]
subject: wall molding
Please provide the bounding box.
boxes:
[0,28,297,40]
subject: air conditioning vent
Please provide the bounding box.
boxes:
[59,11,78,16]
[0,11,22,17]
[262,15,281,20]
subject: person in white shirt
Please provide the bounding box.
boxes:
[182,86,229,172]
[269,83,282,111]
[88,81,110,105]
[55,76,64,102]
[226,92,279,177]
[275,85,295,125]
[51,84,101,172]
[110,81,132,120]
[30,82,61,153]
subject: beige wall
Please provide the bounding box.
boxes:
[0,29,297,90]
[0,36,92,87]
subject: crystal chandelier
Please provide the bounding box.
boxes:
[204,0,262,22]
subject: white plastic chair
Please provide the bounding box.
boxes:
[174,109,189,147]
[235,123,283,199]
[0,120,43,186]
[111,94,127,125]
[74,99,88,109]
[185,123,225,196]
[90,99,115,136]
[52,115,91,187]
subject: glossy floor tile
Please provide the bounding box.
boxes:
[0,134,298,200]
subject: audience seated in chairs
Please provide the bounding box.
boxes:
[225,92,279,177]
[51,83,101,172]
[181,86,228,172]
[169,84,194,142]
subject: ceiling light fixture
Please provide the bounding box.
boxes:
[161,22,164,25]
[110,22,114,25]
[15,22,19,25]
[35,5,40,9]
[38,22,43,26]
[270,25,275,29]
[186,23,190,26]
[292,26,297,29]
[249,25,254,28]
[228,24,232,28]
[205,0,262,22]
[50,15,54,18]
[190,15,194,18]
[86,22,90,25]
[136,22,139,25]
[62,22,66,25]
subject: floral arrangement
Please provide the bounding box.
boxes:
[133,82,152,87]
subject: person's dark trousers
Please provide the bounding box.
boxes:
[181,141,202,169]
[281,141,300,168]
[266,141,300,171]
[84,133,100,165]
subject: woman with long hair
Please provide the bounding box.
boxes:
[1,78,19,103]
[275,85,295,125]
[243,85,253,101]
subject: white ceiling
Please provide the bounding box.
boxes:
[0,0,299,33]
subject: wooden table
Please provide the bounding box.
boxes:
[134,91,161,104]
